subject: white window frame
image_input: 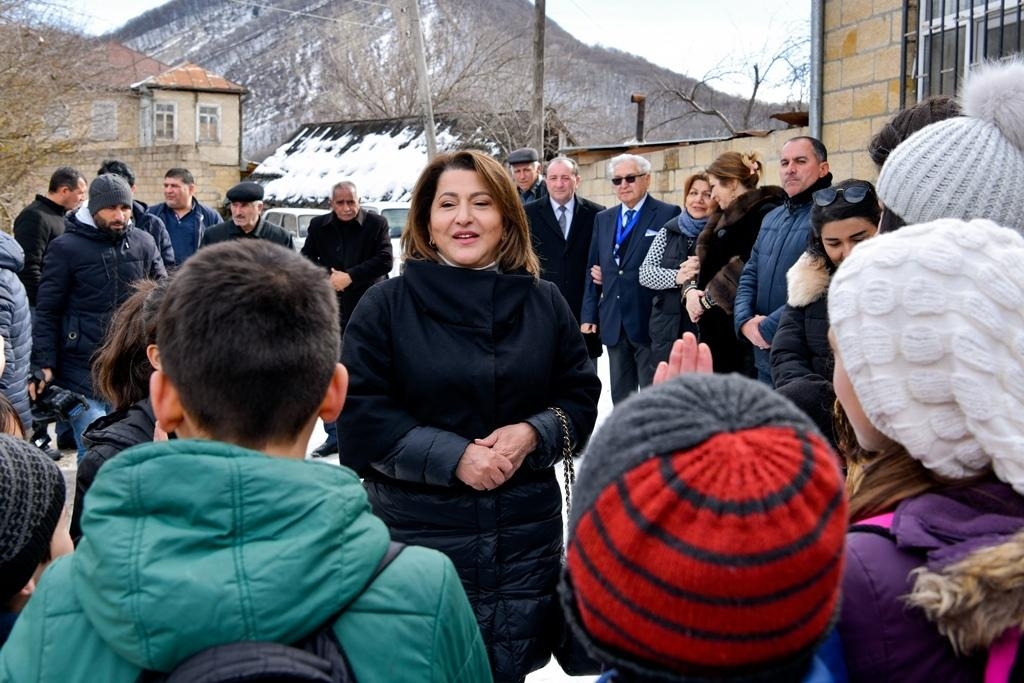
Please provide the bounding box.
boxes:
[154,101,177,142]
[197,103,222,143]
[917,0,1023,98]
[90,100,118,141]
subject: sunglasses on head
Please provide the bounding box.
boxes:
[812,184,874,207]
[611,173,647,186]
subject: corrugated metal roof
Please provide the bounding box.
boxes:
[144,62,246,93]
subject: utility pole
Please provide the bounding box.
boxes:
[531,0,545,156]
[392,0,437,158]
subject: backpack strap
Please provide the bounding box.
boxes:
[289,541,407,680]
[857,512,895,528]
[986,627,1022,683]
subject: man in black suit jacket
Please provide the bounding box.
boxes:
[581,154,681,403]
[525,156,605,360]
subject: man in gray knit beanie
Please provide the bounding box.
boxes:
[87,174,133,217]
[30,173,165,461]
[0,434,71,645]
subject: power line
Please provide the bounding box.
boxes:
[223,0,389,32]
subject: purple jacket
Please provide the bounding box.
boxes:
[840,480,1024,683]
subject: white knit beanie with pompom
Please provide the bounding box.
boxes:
[828,218,1024,492]
[877,59,1024,233]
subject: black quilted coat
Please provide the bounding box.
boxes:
[339,260,600,683]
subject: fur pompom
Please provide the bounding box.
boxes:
[962,58,1024,152]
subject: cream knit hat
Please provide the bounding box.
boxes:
[828,218,1024,491]
[876,59,1024,232]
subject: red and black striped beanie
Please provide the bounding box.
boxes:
[560,374,846,682]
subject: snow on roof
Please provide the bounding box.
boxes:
[252,115,501,206]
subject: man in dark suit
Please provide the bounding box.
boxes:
[581,154,681,403]
[301,180,392,457]
[525,156,604,360]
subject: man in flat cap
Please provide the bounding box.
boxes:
[508,147,547,204]
[201,181,294,249]
[32,174,165,459]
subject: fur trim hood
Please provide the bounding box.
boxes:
[907,529,1024,655]
[786,252,831,307]
[891,482,1024,655]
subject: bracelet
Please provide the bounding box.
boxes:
[700,293,714,310]
[682,283,698,295]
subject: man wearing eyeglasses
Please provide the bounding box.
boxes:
[525,156,605,361]
[581,154,681,403]
[734,136,833,386]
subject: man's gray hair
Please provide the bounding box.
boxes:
[608,154,651,175]
[331,180,358,199]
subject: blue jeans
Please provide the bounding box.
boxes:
[322,418,338,447]
[70,396,109,462]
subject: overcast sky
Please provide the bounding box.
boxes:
[55,0,810,100]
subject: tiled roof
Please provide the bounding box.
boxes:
[144,62,246,94]
[98,42,169,87]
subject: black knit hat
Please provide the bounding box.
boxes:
[560,374,847,682]
[0,435,66,601]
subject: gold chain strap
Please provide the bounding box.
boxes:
[549,406,575,517]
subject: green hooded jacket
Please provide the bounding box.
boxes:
[0,439,491,682]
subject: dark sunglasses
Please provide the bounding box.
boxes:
[611,173,647,186]
[812,184,874,207]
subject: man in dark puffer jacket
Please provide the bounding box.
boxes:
[734,137,832,385]
[31,175,165,459]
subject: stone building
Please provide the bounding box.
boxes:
[568,0,1022,202]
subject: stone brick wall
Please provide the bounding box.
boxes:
[820,0,908,183]
[574,127,810,209]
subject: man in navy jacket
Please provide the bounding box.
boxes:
[581,154,680,403]
[734,137,832,386]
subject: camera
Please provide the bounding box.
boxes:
[30,371,88,424]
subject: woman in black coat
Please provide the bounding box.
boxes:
[639,172,712,364]
[681,152,785,375]
[771,179,880,444]
[339,150,600,683]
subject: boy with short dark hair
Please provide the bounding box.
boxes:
[1,241,491,682]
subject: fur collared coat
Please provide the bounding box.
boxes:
[691,185,785,375]
[770,252,836,444]
[840,480,1024,682]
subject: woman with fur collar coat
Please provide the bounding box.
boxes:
[682,152,785,375]
[771,179,879,445]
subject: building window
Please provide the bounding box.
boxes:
[197,104,221,143]
[154,102,177,141]
[916,0,1023,98]
[44,104,70,139]
[90,101,117,141]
